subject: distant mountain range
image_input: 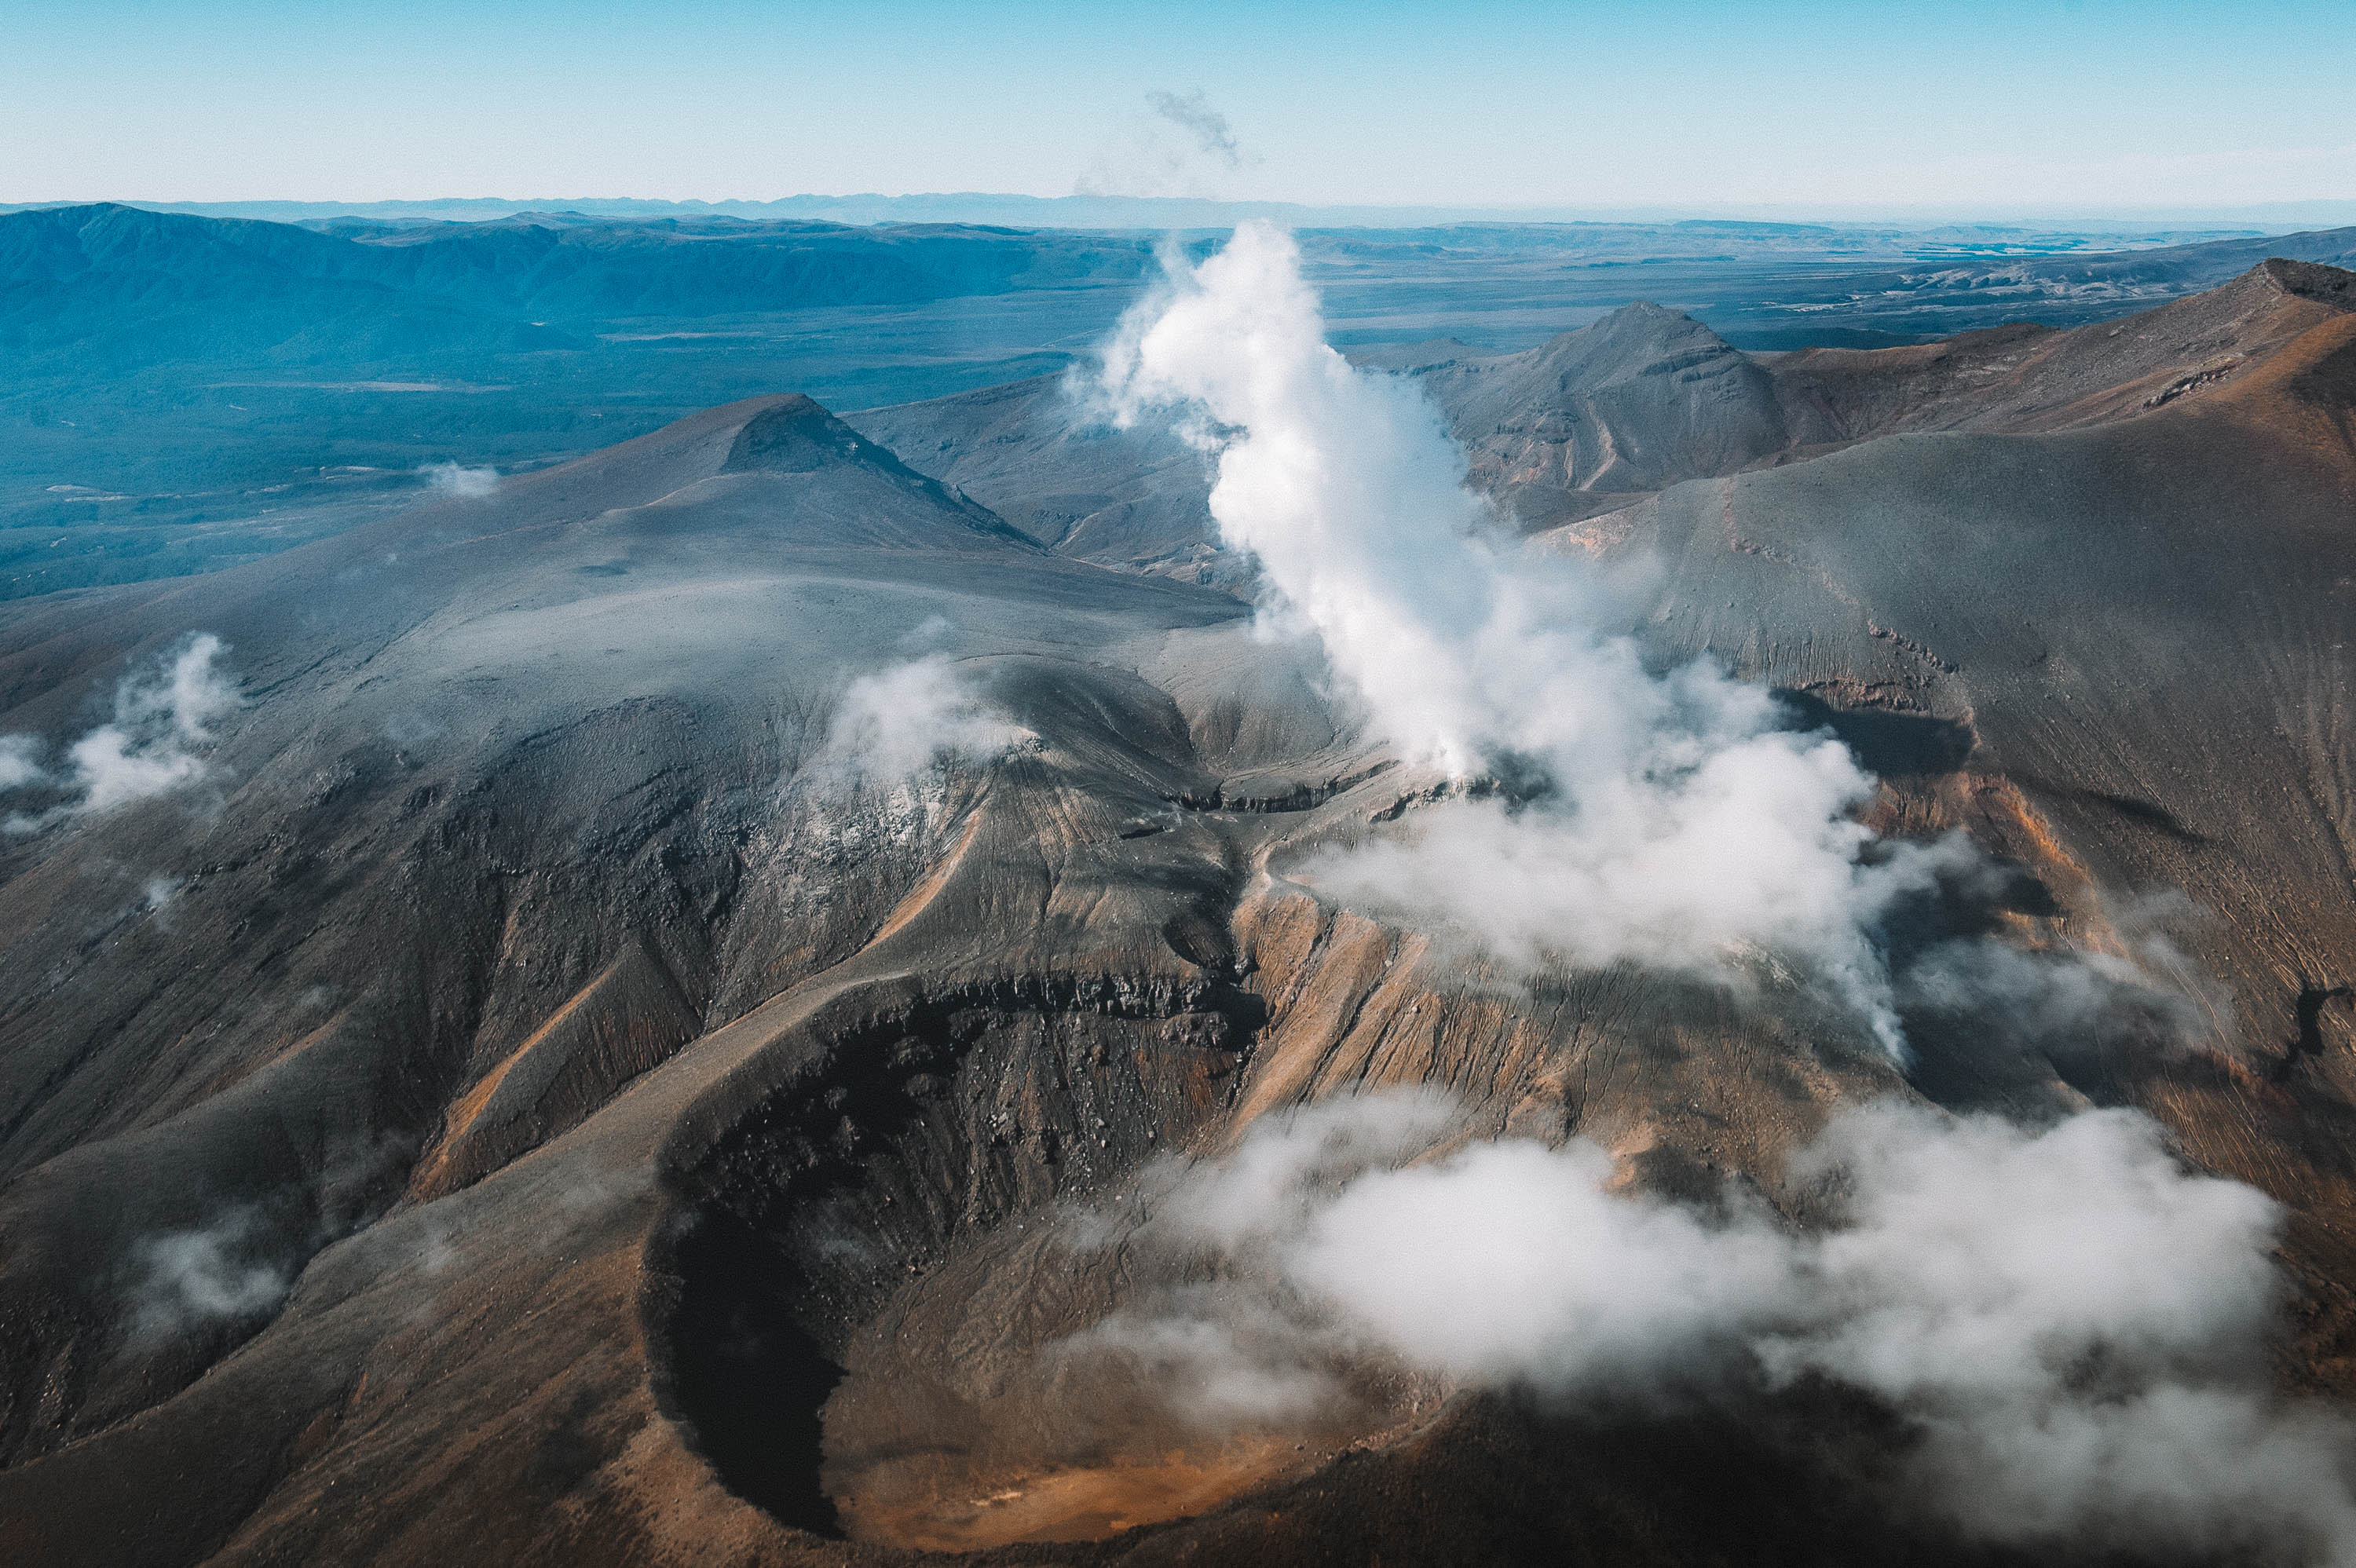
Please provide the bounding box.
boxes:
[14,204,2352,398]
[5,201,2354,605]
[0,203,1159,374]
[9,192,2356,232]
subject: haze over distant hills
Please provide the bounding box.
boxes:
[9,192,2356,232]
[7,200,2351,605]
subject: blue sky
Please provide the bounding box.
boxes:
[5,0,2351,213]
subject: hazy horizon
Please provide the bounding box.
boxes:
[7,0,2351,214]
[11,192,2356,235]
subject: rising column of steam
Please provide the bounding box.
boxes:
[1077,223,2356,1567]
[1098,219,1949,1057]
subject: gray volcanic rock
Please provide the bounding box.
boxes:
[4,265,2356,1568]
[845,375,1234,590]
[1410,302,1789,526]
[851,260,2356,567]
[0,391,1246,1523]
[1564,258,2356,1340]
[846,303,1794,572]
[1763,257,2356,444]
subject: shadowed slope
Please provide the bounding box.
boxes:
[847,377,1230,588]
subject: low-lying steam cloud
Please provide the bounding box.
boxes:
[0,734,43,789]
[816,655,1030,783]
[123,1132,413,1344]
[0,633,240,832]
[423,461,499,499]
[129,1208,292,1341]
[1070,1093,2356,1563]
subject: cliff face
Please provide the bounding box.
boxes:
[1,267,2354,1567]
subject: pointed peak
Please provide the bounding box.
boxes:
[723,393,916,477]
[1520,300,1734,368]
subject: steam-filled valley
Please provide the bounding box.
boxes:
[6,212,2356,1568]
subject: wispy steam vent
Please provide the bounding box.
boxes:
[127,1208,291,1342]
[423,461,499,498]
[1077,88,1255,198]
[816,655,1032,783]
[1146,89,1245,170]
[0,733,44,789]
[0,631,241,832]
[1058,226,2353,1552]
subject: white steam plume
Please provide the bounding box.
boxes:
[1067,223,2330,1561]
[816,655,1030,783]
[123,1135,412,1343]
[128,1207,291,1341]
[1098,221,1950,1056]
[1070,1093,2356,1565]
[1,633,241,832]
[423,461,499,499]
[0,733,43,789]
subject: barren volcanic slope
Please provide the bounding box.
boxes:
[854,257,2356,543]
[2,258,2356,1566]
[1589,258,2356,1318]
